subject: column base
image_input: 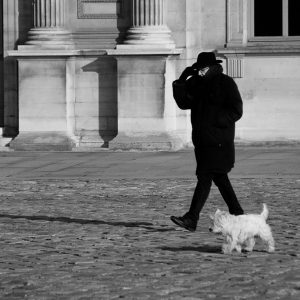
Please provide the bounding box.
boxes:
[73,130,117,151]
[120,26,175,49]
[24,28,74,49]
[0,128,12,151]
[10,132,76,151]
[109,132,185,151]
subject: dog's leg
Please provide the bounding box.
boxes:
[235,244,242,253]
[222,236,231,253]
[230,233,240,253]
[260,226,275,253]
[244,238,255,252]
[222,236,236,254]
[222,243,232,254]
[266,236,275,253]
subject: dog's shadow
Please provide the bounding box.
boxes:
[161,246,269,255]
[161,245,222,254]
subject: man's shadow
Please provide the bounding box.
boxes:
[81,57,118,148]
[0,213,175,232]
[1,213,223,251]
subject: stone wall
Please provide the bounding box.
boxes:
[3,0,300,150]
[2,0,25,137]
[75,56,118,147]
[236,56,300,141]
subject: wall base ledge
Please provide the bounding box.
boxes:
[109,132,185,151]
[75,131,117,150]
[10,132,76,151]
[8,48,183,58]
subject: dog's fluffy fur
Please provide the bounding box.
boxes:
[209,204,275,254]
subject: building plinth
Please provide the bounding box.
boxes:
[6,0,184,151]
[8,52,78,151]
[10,132,75,151]
[107,50,184,150]
[106,0,183,150]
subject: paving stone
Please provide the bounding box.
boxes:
[0,177,299,299]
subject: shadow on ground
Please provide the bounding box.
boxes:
[161,245,222,254]
[0,214,175,232]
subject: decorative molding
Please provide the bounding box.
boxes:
[72,29,125,49]
[219,46,300,55]
[77,0,123,19]
[107,48,183,56]
[226,55,244,78]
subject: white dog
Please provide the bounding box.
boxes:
[209,204,275,254]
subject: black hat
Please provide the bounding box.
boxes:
[196,52,222,69]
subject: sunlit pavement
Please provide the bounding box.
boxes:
[0,146,299,299]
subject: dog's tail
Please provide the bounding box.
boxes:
[261,203,269,220]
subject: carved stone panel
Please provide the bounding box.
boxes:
[77,0,123,19]
[226,55,244,78]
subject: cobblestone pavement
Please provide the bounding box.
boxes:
[0,177,299,299]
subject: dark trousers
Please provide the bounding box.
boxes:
[187,173,244,221]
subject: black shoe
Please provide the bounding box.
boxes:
[170,215,197,232]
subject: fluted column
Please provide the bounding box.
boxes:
[25,0,73,48]
[119,0,175,49]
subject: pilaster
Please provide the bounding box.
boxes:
[8,51,78,151]
[106,0,184,150]
[118,0,175,49]
[22,0,74,49]
[6,0,77,150]
[226,0,248,48]
[2,0,19,139]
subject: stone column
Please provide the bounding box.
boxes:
[24,0,73,48]
[7,0,77,150]
[107,0,183,150]
[119,0,175,49]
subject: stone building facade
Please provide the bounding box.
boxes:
[1,0,300,150]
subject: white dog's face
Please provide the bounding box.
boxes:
[209,209,228,234]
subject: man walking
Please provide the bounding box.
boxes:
[170,52,244,232]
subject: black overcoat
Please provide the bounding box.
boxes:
[173,65,243,174]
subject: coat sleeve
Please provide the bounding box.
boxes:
[216,77,243,127]
[172,79,194,110]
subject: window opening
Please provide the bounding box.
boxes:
[253,0,300,38]
[288,0,300,36]
[254,0,282,36]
